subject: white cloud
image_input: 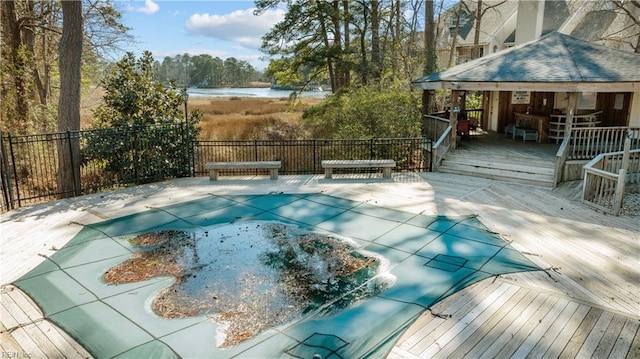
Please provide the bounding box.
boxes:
[137,0,159,15]
[185,8,284,50]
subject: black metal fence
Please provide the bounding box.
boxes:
[1,123,192,211]
[194,138,432,176]
[1,124,432,212]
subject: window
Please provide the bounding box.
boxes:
[448,10,469,28]
[578,92,597,110]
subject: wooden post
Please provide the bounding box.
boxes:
[613,168,626,215]
[564,92,579,140]
[621,133,631,172]
[450,90,460,149]
[612,134,631,215]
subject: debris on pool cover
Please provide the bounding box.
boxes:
[102,221,390,348]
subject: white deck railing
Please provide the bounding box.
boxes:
[555,127,639,186]
[582,137,639,215]
[569,127,639,160]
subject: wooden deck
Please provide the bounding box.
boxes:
[456,130,560,160]
[1,172,638,358]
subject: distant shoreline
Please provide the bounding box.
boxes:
[187,87,330,99]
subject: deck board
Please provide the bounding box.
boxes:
[1,172,638,358]
[445,285,530,358]
[432,283,522,358]
[525,300,581,358]
[510,297,571,358]
[611,320,640,358]
[543,304,592,358]
[592,314,627,358]
[560,307,606,357]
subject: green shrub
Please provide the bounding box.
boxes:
[83,52,201,183]
[301,83,422,139]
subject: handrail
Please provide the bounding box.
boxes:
[423,114,450,142]
[554,136,571,186]
[431,126,452,171]
[582,146,640,215]
[554,126,639,186]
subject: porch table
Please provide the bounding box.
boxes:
[514,112,548,142]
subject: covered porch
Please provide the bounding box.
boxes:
[413,32,640,202]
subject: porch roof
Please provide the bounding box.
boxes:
[412,32,640,92]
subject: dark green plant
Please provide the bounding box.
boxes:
[83,51,201,183]
[301,83,422,139]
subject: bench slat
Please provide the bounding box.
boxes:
[206,161,281,170]
[321,159,395,179]
[206,161,281,181]
[321,160,395,168]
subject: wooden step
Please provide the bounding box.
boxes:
[447,151,554,169]
[438,154,556,187]
[443,157,555,176]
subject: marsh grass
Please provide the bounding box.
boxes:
[191,97,323,140]
[80,90,324,140]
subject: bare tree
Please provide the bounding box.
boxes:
[609,0,640,53]
[422,0,437,114]
[57,0,82,198]
[370,0,382,81]
[1,1,30,133]
[471,0,506,59]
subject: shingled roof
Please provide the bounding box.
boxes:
[412,32,640,92]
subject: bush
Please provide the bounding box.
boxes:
[301,83,422,139]
[83,52,201,182]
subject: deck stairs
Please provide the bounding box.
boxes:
[438,150,556,187]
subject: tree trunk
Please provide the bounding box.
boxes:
[448,7,461,67]
[370,0,381,81]
[472,0,482,59]
[358,2,369,84]
[422,0,437,115]
[342,0,350,86]
[57,0,83,198]
[424,0,437,74]
[1,0,30,133]
[330,1,344,89]
[313,1,336,92]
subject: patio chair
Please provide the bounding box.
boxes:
[504,124,516,138]
[457,120,470,139]
[469,117,479,138]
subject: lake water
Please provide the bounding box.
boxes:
[187,87,330,98]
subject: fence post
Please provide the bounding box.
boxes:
[613,168,626,215]
[0,131,15,210]
[180,121,187,176]
[370,138,374,159]
[254,139,258,161]
[622,133,631,173]
[133,125,140,184]
[428,138,433,172]
[7,133,22,207]
[313,139,317,173]
[66,130,79,196]
[190,136,196,177]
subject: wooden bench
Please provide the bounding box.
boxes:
[321,159,396,179]
[205,161,281,181]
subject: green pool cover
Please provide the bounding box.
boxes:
[14,193,540,358]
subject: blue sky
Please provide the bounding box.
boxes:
[119,0,285,71]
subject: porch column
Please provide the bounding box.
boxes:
[564,92,579,140]
[450,90,460,148]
